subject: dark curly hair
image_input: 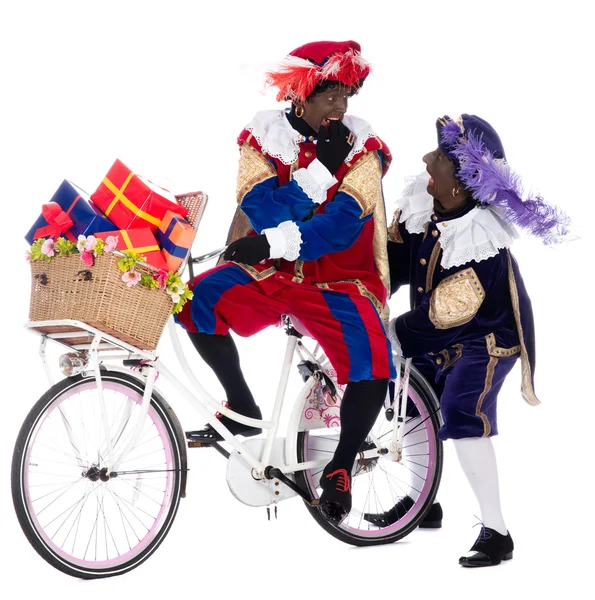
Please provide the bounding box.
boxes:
[305,77,365,102]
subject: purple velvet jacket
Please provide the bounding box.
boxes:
[387,202,539,404]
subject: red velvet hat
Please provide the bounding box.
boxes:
[266,40,371,103]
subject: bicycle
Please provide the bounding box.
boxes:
[12,201,443,580]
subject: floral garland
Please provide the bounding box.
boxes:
[27,235,193,314]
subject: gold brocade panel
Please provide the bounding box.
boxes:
[338,151,383,219]
[429,267,485,329]
[236,143,277,205]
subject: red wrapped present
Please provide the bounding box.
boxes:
[156,210,196,271]
[91,159,188,233]
[95,228,169,271]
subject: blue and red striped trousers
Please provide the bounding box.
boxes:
[175,263,395,385]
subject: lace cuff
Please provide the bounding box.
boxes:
[293,159,337,204]
[270,220,302,261]
[263,227,286,259]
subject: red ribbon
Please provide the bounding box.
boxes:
[34,202,76,241]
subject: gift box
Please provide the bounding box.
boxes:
[156,210,196,271]
[95,227,169,271]
[91,159,188,233]
[25,180,115,244]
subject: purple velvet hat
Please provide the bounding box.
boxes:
[436,114,569,244]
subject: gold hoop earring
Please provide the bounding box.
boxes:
[294,105,304,118]
[452,186,460,197]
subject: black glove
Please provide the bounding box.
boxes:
[316,119,354,174]
[223,234,270,265]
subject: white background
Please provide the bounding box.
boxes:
[1,0,593,597]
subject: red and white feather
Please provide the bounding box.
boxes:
[266,50,371,103]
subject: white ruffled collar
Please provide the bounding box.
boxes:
[244,110,377,166]
[397,171,519,269]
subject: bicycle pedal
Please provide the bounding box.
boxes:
[187,440,213,448]
[311,499,320,506]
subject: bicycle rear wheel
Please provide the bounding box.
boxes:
[295,366,443,546]
[12,370,185,579]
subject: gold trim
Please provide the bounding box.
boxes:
[338,151,382,219]
[294,259,305,281]
[387,210,403,243]
[485,333,521,358]
[318,278,384,317]
[289,159,299,181]
[372,183,390,299]
[236,143,277,205]
[507,251,540,406]
[476,356,498,436]
[429,267,485,329]
[232,263,276,281]
[438,344,463,370]
[425,242,442,292]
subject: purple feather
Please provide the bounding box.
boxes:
[440,120,463,148]
[452,132,570,244]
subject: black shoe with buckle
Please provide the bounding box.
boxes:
[363,497,443,528]
[319,464,352,522]
[185,405,262,443]
[459,527,514,567]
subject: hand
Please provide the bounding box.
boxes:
[316,119,354,175]
[223,234,270,265]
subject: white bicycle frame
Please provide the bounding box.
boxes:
[29,319,411,485]
[28,250,412,488]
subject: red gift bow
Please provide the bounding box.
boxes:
[34,202,76,241]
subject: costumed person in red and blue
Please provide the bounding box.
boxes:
[366,114,569,566]
[176,40,395,521]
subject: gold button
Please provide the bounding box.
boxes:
[305,151,312,158]
[442,222,448,227]
[431,215,438,221]
[436,358,442,365]
[420,258,427,265]
[308,136,314,142]
[417,286,424,293]
[432,230,439,237]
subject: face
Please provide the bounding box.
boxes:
[422,147,469,212]
[298,84,356,132]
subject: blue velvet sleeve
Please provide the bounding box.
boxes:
[241,177,318,232]
[295,191,372,261]
[394,254,503,357]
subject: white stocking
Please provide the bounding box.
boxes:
[453,437,507,535]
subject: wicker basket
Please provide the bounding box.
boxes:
[29,253,172,350]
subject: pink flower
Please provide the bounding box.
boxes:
[76,235,98,253]
[84,235,98,252]
[153,269,168,289]
[122,270,141,287]
[41,239,55,257]
[104,235,119,253]
[81,250,94,266]
[25,252,31,263]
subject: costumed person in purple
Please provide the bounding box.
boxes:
[366,114,569,566]
[176,40,395,521]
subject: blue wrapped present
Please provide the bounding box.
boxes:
[25,180,116,244]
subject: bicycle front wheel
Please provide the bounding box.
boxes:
[12,370,184,579]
